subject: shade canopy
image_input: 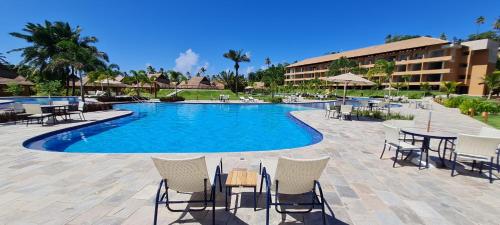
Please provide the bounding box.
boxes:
[320,72,375,85]
[321,73,374,104]
[384,86,396,91]
[244,86,254,90]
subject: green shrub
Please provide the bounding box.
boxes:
[263,97,283,103]
[5,83,23,96]
[406,92,423,99]
[160,96,185,102]
[476,101,500,114]
[443,96,468,108]
[35,81,62,96]
[459,98,481,115]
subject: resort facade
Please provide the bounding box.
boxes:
[285,37,499,96]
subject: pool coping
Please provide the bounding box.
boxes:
[21,103,327,154]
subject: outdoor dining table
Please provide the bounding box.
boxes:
[41,104,70,123]
[401,128,457,168]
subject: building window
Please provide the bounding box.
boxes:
[429,50,445,58]
[460,63,467,68]
[463,51,470,56]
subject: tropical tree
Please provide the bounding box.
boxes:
[368,59,395,113]
[439,33,447,40]
[0,53,8,65]
[197,66,207,77]
[440,81,461,98]
[11,21,108,97]
[127,70,148,96]
[420,82,431,96]
[479,71,500,99]
[223,49,250,95]
[494,17,500,32]
[476,16,486,35]
[146,65,156,74]
[265,57,272,68]
[327,57,359,76]
[168,70,187,97]
[401,75,412,90]
[87,63,120,95]
[6,83,23,96]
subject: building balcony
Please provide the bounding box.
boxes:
[393,68,450,76]
[284,69,328,75]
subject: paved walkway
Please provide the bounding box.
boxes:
[0,102,498,225]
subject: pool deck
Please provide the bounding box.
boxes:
[0,102,499,225]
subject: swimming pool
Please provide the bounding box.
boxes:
[24,103,323,153]
[0,97,79,109]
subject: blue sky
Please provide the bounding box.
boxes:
[1,0,499,76]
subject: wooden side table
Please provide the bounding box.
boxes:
[225,168,258,211]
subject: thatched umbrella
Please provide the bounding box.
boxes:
[321,73,374,104]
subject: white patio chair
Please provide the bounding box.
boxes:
[151,156,223,225]
[260,156,330,225]
[479,127,500,172]
[380,124,422,168]
[340,105,353,120]
[451,134,500,183]
[22,104,54,126]
[248,96,256,102]
[239,96,247,103]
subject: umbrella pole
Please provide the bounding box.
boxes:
[343,82,347,105]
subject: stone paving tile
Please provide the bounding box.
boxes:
[0,103,499,224]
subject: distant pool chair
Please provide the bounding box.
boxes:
[260,156,330,225]
[451,134,500,183]
[10,102,31,124]
[381,124,422,168]
[340,104,353,120]
[66,101,85,120]
[240,96,247,103]
[22,104,54,126]
[479,127,500,172]
[248,96,256,102]
[324,103,333,118]
[151,156,223,225]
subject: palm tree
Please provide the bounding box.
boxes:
[440,81,461,98]
[128,70,148,96]
[168,70,186,97]
[223,49,250,95]
[265,57,272,68]
[0,53,8,65]
[420,82,431,96]
[87,63,120,95]
[197,66,207,77]
[476,16,486,35]
[494,17,500,32]
[368,59,395,113]
[401,75,412,90]
[479,71,500,99]
[146,65,156,74]
[439,33,447,40]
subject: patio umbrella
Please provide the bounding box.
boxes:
[321,72,374,104]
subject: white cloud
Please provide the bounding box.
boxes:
[174,49,199,74]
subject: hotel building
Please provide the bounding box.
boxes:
[285,37,499,96]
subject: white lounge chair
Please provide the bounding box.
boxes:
[10,102,31,124]
[340,105,353,120]
[450,134,500,183]
[151,156,222,225]
[240,96,247,103]
[248,96,256,102]
[260,156,330,225]
[380,124,422,168]
[23,104,54,126]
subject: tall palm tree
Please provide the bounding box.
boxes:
[480,71,500,99]
[494,18,500,32]
[476,16,486,35]
[368,59,395,113]
[265,57,272,68]
[128,70,148,96]
[168,70,186,97]
[440,81,461,98]
[197,66,207,77]
[223,49,250,95]
[0,53,8,65]
[146,65,156,74]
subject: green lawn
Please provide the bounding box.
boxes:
[178,89,241,100]
[474,114,500,129]
[140,89,175,98]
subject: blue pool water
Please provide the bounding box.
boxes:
[25,103,323,153]
[0,97,79,109]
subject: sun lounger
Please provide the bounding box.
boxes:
[151,156,222,225]
[259,156,330,225]
[22,104,54,126]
